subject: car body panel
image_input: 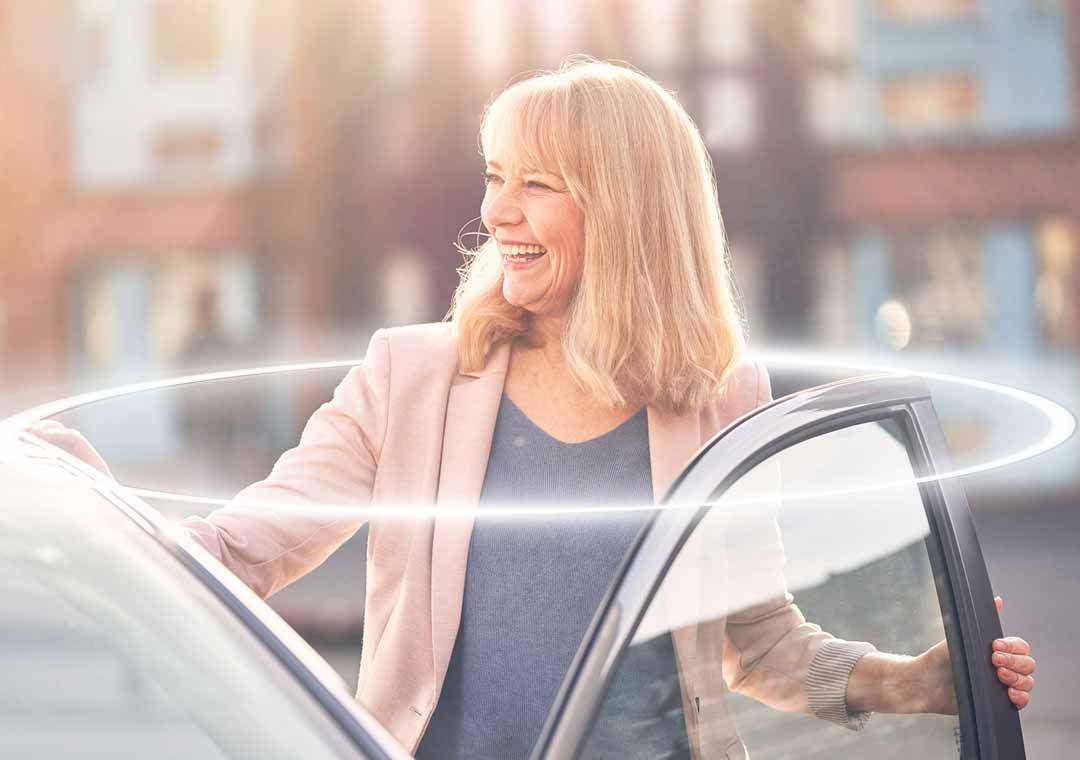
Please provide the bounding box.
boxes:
[1,433,411,760]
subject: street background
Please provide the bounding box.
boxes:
[1,1,1078,757]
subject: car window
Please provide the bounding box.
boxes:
[575,418,967,759]
[0,459,370,760]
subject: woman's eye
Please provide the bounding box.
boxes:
[482,172,503,186]
[526,180,552,191]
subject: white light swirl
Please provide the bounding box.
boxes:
[2,352,1074,515]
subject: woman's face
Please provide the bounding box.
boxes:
[480,153,585,320]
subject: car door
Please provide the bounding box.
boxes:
[533,374,1025,760]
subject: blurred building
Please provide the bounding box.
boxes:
[1,0,1077,489]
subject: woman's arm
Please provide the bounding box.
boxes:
[178,329,391,599]
[715,362,877,727]
[846,597,1036,713]
[721,364,1034,723]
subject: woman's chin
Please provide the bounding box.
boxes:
[502,283,541,311]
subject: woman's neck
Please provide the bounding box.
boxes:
[521,315,566,368]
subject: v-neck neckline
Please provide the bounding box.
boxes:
[500,393,647,447]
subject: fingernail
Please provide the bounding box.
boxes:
[993,653,1006,665]
[993,640,1007,651]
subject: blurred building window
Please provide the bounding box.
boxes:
[808,70,858,142]
[805,0,857,58]
[381,250,432,327]
[627,0,688,68]
[701,0,753,63]
[69,255,257,373]
[702,77,756,150]
[152,124,223,179]
[814,243,856,346]
[71,1,258,188]
[1035,219,1078,351]
[250,0,292,175]
[879,231,986,350]
[253,108,289,174]
[876,0,978,22]
[880,72,978,137]
[154,256,259,366]
[379,0,420,81]
[75,0,113,86]
[151,0,224,76]
[75,262,143,371]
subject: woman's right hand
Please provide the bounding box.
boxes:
[23,420,114,478]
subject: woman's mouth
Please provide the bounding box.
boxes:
[501,244,548,265]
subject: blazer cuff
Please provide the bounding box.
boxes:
[806,640,878,730]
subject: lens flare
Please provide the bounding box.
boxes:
[3,352,1074,517]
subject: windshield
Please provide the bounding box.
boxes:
[0,453,367,760]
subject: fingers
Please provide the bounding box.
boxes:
[993,651,1036,674]
[1008,688,1031,709]
[997,667,1035,690]
[990,599,1033,709]
[993,637,1031,656]
[992,637,1036,710]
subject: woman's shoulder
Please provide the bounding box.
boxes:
[721,359,772,406]
[359,321,461,385]
[377,321,458,358]
[697,359,772,434]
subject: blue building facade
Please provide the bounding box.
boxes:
[844,0,1075,359]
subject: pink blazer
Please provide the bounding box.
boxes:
[180,322,872,758]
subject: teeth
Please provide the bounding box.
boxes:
[502,244,547,256]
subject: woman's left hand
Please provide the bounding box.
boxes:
[991,596,1036,709]
[849,595,1035,714]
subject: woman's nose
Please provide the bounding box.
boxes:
[482,185,524,229]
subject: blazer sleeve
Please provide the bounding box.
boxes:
[720,361,877,730]
[177,329,391,599]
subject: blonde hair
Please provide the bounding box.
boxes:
[451,57,746,413]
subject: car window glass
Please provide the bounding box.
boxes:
[577,418,966,760]
[0,461,368,760]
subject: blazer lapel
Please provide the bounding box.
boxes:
[430,341,511,689]
[647,404,704,666]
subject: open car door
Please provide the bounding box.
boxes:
[533,374,1025,760]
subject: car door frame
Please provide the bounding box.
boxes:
[532,373,1024,760]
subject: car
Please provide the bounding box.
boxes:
[2,369,1037,759]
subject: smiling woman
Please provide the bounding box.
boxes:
[21,57,1036,760]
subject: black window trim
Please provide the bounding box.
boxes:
[533,373,1024,760]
